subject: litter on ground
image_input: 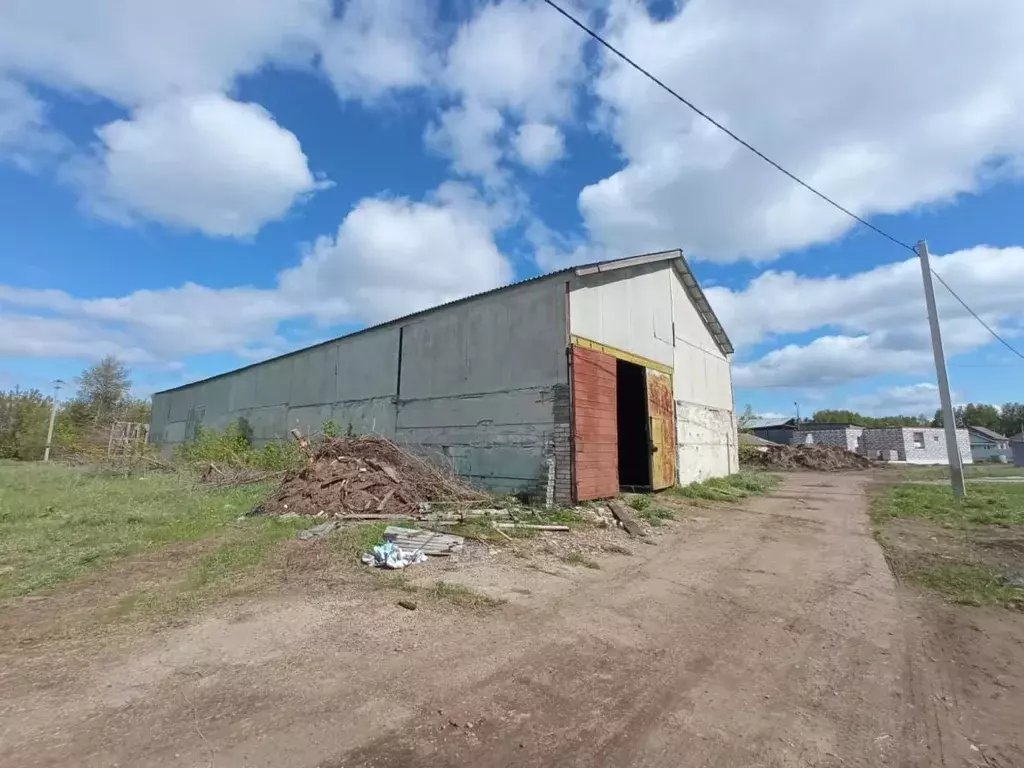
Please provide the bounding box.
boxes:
[361,540,427,569]
[382,526,465,556]
[360,526,466,568]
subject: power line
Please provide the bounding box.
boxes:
[539,0,917,254]
[539,0,1024,361]
[930,271,1024,361]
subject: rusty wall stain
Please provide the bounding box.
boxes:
[646,369,677,490]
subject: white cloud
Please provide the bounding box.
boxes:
[443,0,583,120]
[722,245,1024,388]
[0,315,158,363]
[0,1,336,235]
[513,123,565,170]
[428,0,586,179]
[0,184,513,362]
[425,102,505,179]
[575,0,1024,262]
[0,0,330,104]
[279,185,513,322]
[320,0,438,100]
[65,94,328,237]
[848,383,946,417]
[0,78,65,167]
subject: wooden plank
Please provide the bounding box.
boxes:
[572,345,619,501]
[570,334,673,375]
[608,499,645,537]
[383,526,465,555]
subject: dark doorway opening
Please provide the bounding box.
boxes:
[616,359,650,490]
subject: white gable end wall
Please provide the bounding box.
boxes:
[670,265,737,483]
[568,261,674,367]
[568,260,737,487]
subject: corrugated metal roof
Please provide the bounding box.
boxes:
[745,417,796,430]
[798,422,865,430]
[154,248,732,395]
[968,425,1008,441]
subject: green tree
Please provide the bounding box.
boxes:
[809,409,863,424]
[932,406,966,429]
[0,388,52,460]
[962,403,1001,432]
[999,403,1024,438]
[737,404,756,429]
[76,355,131,424]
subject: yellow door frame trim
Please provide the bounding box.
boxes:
[570,334,673,375]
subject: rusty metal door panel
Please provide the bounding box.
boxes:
[646,369,677,490]
[572,346,619,501]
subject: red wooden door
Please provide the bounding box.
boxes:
[572,345,618,500]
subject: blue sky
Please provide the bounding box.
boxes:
[1,0,1023,421]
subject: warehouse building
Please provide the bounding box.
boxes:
[150,250,737,504]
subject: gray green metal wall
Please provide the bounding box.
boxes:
[150,276,570,499]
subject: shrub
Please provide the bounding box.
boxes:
[174,422,303,471]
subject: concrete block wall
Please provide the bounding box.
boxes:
[859,427,973,464]
[393,278,569,501]
[152,276,570,503]
[861,428,905,460]
[899,428,973,465]
[676,401,737,484]
[794,427,863,452]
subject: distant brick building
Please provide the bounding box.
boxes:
[860,427,972,464]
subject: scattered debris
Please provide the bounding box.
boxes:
[397,599,418,611]
[493,523,571,532]
[383,526,465,556]
[741,443,873,471]
[608,499,645,537]
[296,521,340,541]
[264,435,488,518]
[361,541,428,569]
[1003,569,1024,589]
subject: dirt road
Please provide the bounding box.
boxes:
[2,473,1019,767]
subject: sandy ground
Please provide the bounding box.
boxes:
[2,473,1022,767]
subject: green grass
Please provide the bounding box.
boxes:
[428,580,504,609]
[112,515,311,620]
[329,522,392,557]
[183,517,308,590]
[908,564,1024,607]
[627,494,651,511]
[889,463,1024,481]
[0,462,270,598]
[873,480,1024,608]
[563,551,600,569]
[635,505,675,527]
[668,472,777,502]
[874,483,1024,528]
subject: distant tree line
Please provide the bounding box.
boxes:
[806,409,931,428]
[803,404,1024,437]
[929,403,1024,437]
[0,356,150,460]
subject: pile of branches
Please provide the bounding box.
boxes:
[742,443,873,471]
[262,435,488,517]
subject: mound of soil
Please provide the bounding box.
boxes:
[742,443,873,471]
[264,436,487,517]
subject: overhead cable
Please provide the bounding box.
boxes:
[539,0,1024,360]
